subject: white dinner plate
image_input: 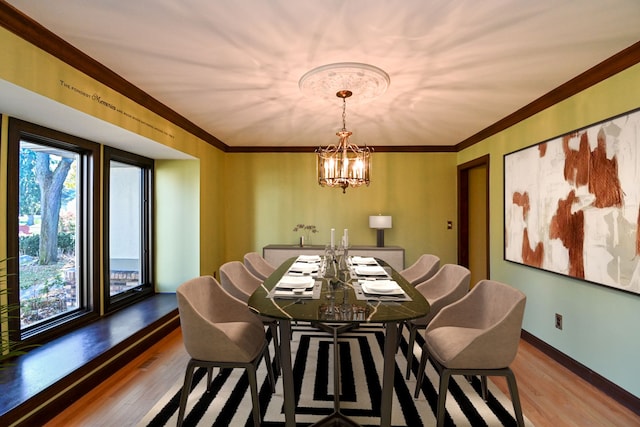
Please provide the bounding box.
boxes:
[361,281,403,295]
[277,275,315,288]
[289,262,318,273]
[350,256,377,265]
[355,265,387,276]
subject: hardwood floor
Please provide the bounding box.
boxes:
[43,327,639,427]
[42,328,187,427]
[492,339,639,427]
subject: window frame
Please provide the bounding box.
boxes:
[102,146,154,313]
[7,118,101,344]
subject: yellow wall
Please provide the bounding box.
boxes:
[0,115,8,347]
[223,152,458,267]
[458,62,640,398]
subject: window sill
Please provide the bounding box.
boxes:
[0,293,179,426]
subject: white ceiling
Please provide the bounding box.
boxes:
[5,0,640,149]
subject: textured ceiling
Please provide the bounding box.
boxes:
[5,0,640,149]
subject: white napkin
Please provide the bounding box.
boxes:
[297,255,322,263]
[273,288,314,298]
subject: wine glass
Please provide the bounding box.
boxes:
[324,245,337,300]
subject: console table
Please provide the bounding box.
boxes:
[262,244,405,271]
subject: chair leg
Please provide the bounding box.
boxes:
[405,324,417,379]
[263,343,276,393]
[177,361,196,427]
[505,368,525,427]
[481,375,488,400]
[246,365,261,427]
[268,321,281,376]
[414,345,429,398]
[396,321,405,349]
[436,369,452,427]
[206,367,214,391]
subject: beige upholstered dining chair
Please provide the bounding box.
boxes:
[414,279,527,427]
[243,251,277,281]
[219,261,263,301]
[399,254,440,286]
[176,275,275,427]
[220,261,280,372]
[400,264,470,379]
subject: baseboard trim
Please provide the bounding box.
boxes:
[522,329,640,416]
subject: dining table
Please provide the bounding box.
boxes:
[247,254,430,427]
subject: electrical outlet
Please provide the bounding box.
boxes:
[447,220,453,230]
[555,313,563,330]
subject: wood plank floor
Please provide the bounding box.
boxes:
[43,327,639,427]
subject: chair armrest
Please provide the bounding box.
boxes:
[426,293,480,331]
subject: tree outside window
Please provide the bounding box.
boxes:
[18,142,79,329]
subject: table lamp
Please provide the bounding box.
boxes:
[369,215,392,247]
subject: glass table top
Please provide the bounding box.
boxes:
[248,257,430,323]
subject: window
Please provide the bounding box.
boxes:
[103,147,154,312]
[6,119,154,345]
[7,119,100,343]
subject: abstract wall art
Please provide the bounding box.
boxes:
[504,108,640,295]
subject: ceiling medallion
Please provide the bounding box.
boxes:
[299,62,390,104]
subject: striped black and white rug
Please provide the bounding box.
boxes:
[138,324,533,426]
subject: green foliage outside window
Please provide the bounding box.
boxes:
[19,233,75,257]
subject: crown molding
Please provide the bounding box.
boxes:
[456,40,640,151]
[2,2,639,154]
[0,1,228,152]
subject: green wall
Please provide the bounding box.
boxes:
[459,63,640,398]
[155,160,200,292]
[222,151,458,267]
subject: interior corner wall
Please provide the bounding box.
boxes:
[155,144,226,289]
[458,63,640,398]
[155,160,200,292]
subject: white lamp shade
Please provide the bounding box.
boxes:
[369,215,392,229]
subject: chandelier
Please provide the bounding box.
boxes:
[316,90,372,193]
[299,62,389,193]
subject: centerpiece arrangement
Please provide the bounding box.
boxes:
[292,224,318,246]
